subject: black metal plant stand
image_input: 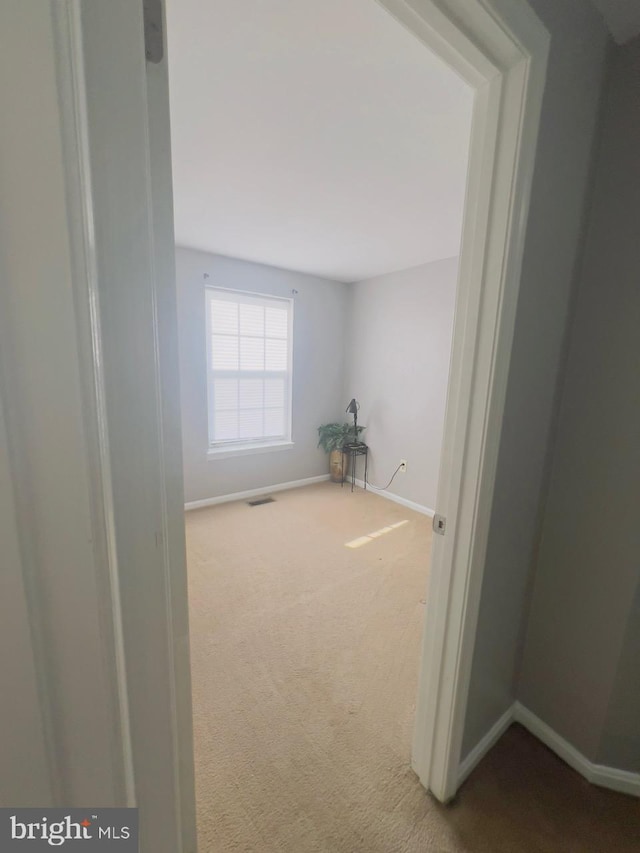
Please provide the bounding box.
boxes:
[341,442,368,493]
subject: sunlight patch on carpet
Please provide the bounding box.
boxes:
[345,519,409,548]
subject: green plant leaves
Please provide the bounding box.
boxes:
[317,422,365,452]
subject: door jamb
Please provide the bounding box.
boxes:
[373,0,549,802]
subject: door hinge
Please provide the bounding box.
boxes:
[143,0,164,64]
[433,513,447,535]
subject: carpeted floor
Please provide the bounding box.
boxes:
[185,482,640,852]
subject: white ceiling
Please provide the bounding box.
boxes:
[590,0,640,44]
[166,0,472,283]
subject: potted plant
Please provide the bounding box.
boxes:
[317,422,365,483]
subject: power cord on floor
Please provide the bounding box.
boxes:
[365,462,403,492]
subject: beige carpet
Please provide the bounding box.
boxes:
[186,482,640,852]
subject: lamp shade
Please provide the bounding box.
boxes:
[346,398,358,414]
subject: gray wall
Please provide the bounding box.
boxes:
[178,250,455,510]
[344,258,457,510]
[518,35,640,772]
[176,248,349,502]
[462,0,611,756]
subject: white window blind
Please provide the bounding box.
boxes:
[205,288,293,448]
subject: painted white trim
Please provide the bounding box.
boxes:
[590,764,640,798]
[207,440,295,460]
[515,703,589,780]
[398,0,550,803]
[353,479,435,517]
[60,1,196,846]
[457,702,640,798]
[457,704,514,787]
[184,475,330,511]
[52,0,136,805]
[514,703,640,798]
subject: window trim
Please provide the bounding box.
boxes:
[206,439,295,460]
[204,286,294,452]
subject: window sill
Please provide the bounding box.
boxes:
[207,440,295,460]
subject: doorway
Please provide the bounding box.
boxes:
[48,0,549,847]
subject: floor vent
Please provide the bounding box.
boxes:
[246,496,275,507]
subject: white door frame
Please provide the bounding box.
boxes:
[5,0,549,846]
[372,1,550,802]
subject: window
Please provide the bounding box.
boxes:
[205,288,293,451]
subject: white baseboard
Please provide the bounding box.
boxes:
[589,763,640,797]
[184,474,330,511]
[353,479,435,517]
[457,705,515,786]
[457,702,640,798]
[513,702,640,798]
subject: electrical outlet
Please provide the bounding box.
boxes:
[399,459,407,473]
